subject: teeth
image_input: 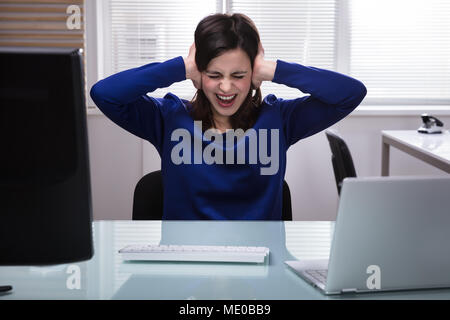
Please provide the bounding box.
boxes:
[216,94,236,101]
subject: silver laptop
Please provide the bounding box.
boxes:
[285,175,450,295]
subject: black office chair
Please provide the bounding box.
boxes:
[325,129,357,196]
[132,170,292,221]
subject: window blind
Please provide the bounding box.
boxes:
[349,0,450,104]
[106,0,220,100]
[0,0,88,104]
[103,0,450,106]
[229,0,337,99]
[105,0,336,100]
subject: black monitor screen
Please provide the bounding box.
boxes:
[0,47,93,265]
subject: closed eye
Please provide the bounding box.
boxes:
[207,75,244,79]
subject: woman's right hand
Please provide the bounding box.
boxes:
[184,43,202,90]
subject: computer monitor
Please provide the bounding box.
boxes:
[0,47,93,265]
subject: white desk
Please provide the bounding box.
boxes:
[381,130,450,176]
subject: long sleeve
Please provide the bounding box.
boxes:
[89,56,186,153]
[271,60,367,147]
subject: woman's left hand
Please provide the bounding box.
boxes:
[252,42,276,89]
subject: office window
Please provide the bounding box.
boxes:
[0,0,88,105]
[229,0,337,99]
[99,0,450,106]
[103,0,220,100]
[349,0,450,105]
[102,0,335,100]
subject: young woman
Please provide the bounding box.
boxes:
[90,13,367,220]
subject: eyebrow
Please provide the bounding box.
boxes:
[205,70,248,75]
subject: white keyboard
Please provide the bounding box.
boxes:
[119,244,270,263]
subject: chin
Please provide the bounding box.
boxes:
[212,104,240,117]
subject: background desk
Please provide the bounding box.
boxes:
[1,220,450,300]
[381,130,450,176]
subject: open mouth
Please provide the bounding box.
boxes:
[215,94,237,107]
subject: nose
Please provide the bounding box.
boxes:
[219,78,232,93]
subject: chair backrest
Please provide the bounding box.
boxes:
[325,129,357,195]
[132,170,163,220]
[281,180,292,221]
[132,170,293,221]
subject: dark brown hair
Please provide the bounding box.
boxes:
[189,13,262,132]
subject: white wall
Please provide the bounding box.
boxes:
[87,112,450,221]
[87,114,142,220]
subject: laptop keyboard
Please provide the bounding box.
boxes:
[305,270,328,285]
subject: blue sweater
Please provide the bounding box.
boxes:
[90,56,366,220]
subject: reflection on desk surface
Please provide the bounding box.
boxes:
[2,221,450,300]
[110,221,332,297]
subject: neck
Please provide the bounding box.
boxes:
[213,117,231,133]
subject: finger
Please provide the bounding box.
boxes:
[258,42,265,57]
[189,42,196,56]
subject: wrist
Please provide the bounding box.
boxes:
[255,60,276,82]
[261,60,277,82]
[183,57,194,80]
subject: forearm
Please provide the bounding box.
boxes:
[272,60,366,107]
[90,56,186,108]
